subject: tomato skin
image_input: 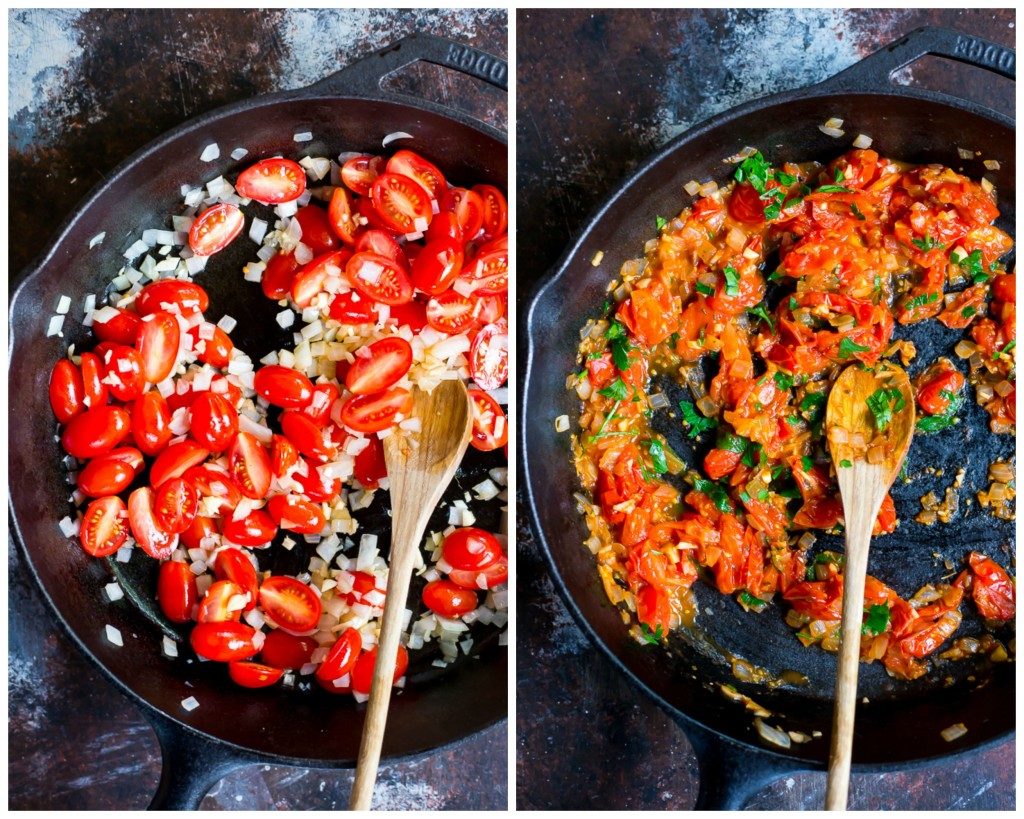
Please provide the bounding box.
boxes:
[423,579,478,618]
[127,486,178,559]
[442,527,503,571]
[222,509,278,547]
[411,238,463,295]
[968,552,1015,621]
[270,434,300,478]
[728,183,768,224]
[299,383,339,428]
[262,252,300,300]
[351,645,409,694]
[149,441,210,489]
[370,172,434,234]
[353,436,387,489]
[236,158,306,204]
[136,312,181,384]
[341,154,385,196]
[339,388,413,433]
[441,187,485,240]
[189,203,245,256]
[354,229,406,267]
[461,248,508,296]
[135,280,209,317]
[315,628,362,681]
[254,365,314,409]
[280,410,335,461]
[78,352,108,409]
[292,249,352,308]
[917,369,965,415]
[259,575,323,633]
[346,252,415,306]
[157,561,198,623]
[228,432,272,499]
[467,389,508,451]
[198,579,245,623]
[188,325,234,369]
[79,496,130,557]
[469,320,509,391]
[426,291,476,335]
[212,547,259,610]
[190,621,259,662]
[261,630,317,669]
[387,149,447,199]
[387,299,428,332]
[294,204,339,255]
[426,211,463,244]
[266,494,326,535]
[345,337,413,395]
[78,453,137,497]
[327,186,357,245]
[61,406,131,459]
[49,359,85,423]
[131,391,173,456]
[329,291,377,324]
[189,391,239,451]
[229,661,284,688]
[93,308,142,346]
[448,554,508,590]
[182,515,218,550]
[154,477,199,535]
[472,184,508,239]
[704,448,742,481]
[104,346,146,402]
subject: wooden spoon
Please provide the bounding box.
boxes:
[349,380,472,810]
[823,361,915,810]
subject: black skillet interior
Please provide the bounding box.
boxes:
[9,35,508,770]
[523,47,1015,767]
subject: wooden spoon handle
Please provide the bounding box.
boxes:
[349,505,430,810]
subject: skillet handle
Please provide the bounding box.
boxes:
[820,26,1014,93]
[146,710,261,810]
[685,723,807,810]
[305,33,507,101]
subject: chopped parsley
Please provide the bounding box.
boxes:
[911,234,943,252]
[816,184,851,193]
[717,432,749,454]
[839,459,853,468]
[800,391,826,418]
[774,371,794,391]
[782,197,803,211]
[768,269,785,282]
[656,215,668,231]
[738,590,768,611]
[723,265,741,297]
[850,203,866,221]
[647,439,668,474]
[788,296,798,311]
[865,387,906,432]
[904,291,939,311]
[961,306,977,319]
[747,302,775,331]
[679,400,717,438]
[861,604,891,636]
[801,455,814,472]
[598,377,629,400]
[741,440,766,468]
[692,476,734,513]
[993,339,1015,360]
[605,321,632,371]
[696,282,715,297]
[776,171,797,186]
[955,249,988,284]
[639,623,664,645]
[834,166,844,184]
[734,150,772,193]
[587,400,622,442]
[838,337,870,359]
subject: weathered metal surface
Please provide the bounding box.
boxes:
[516,7,1014,810]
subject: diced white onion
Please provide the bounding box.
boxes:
[181,696,200,711]
[382,131,413,146]
[105,624,123,646]
[293,131,313,143]
[200,143,220,162]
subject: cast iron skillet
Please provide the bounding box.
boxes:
[523,27,1015,810]
[9,34,507,810]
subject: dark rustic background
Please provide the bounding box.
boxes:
[516,8,1015,811]
[8,8,507,810]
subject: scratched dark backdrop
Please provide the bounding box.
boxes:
[8,8,507,810]
[516,8,1015,811]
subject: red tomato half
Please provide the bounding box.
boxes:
[467,389,508,451]
[292,249,352,308]
[473,184,508,239]
[370,173,433,234]
[300,383,339,428]
[79,496,130,557]
[149,440,210,489]
[411,238,463,295]
[339,388,413,433]
[271,434,300,477]
[190,621,258,662]
[728,183,768,224]
[261,631,317,669]
[79,352,108,409]
[77,450,141,497]
[213,547,259,611]
[198,579,245,623]
[61,406,131,459]
[235,158,306,204]
[345,337,413,395]
[190,391,239,451]
[341,154,385,196]
[259,576,322,633]
[132,391,172,455]
[157,560,197,623]
[188,324,234,369]
[426,291,476,335]
[351,645,409,695]
[329,291,377,324]
[49,359,85,423]
[448,554,508,590]
[262,252,299,300]
[128,486,178,559]
[346,252,414,306]
[354,229,406,267]
[327,186,357,245]
[280,410,335,461]
[136,312,181,383]
[92,308,142,346]
[189,203,245,256]
[469,320,509,391]
[294,204,338,255]
[442,527,504,572]
[426,211,464,244]
[254,365,314,408]
[229,661,284,689]
[423,579,478,618]
[104,345,146,402]
[228,432,272,499]
[441,187,485,240]
[135,280,208,317]
[315,628,362,682]
[154,477,199,535]
[265,494,326,535]
[353,436,387,489]
[222,509,278,547]
[387,149,446,199]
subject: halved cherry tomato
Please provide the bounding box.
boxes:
[78,453,137,497]
[469,320,509,390]
[370,172,433,234]
[235,158,306,204]
[341,154,385,196]
[213,547,259,611]
[266,494,326,535]
[188,324,234,369]
[279,410,335,461]
[351,644,409,694]
[339,388,413,433]
[149,440,210,489]
[917,369,965,415]
[190,391,239,451]
[329,291,377,324]
[262,252,300,300]
[441,187,485,240]
[346,252,414,306]
[229,661,284,688]
[136,312,180,383]
[293,458,341,502]
[387,299,429,331]
[157,560,197,623]
[79,496,129,557]
[355,195,401,235]
[300,383,339,427]
[315,627,362,682]
[354,229,406,267]
[291,249,353,308]
[260,630,317,669]
[61,406,131,459]
[426,211,463,244]
[411,238,463,295]
[104,345,146,401]
[327,186,357,245]
[353,436,387,489]
[135,280,209,316]
[345,337,413,395]
[190,621,258,662]
[271,434,300,477]
[92,308,142,346]
[132,391,173,455]
[467,389,508,451]
[222,509,278,547]
[387,149,446,199]
[968,552,1015,621]
[462,248,508,296]
[340,571,384,606]
[294,204,338,255]
[198,579,245,623]
[448,554,508,590]
[228,432,272,499]
[154,477,199,534]
[426,291,476,335]
[442,527,503,571]
[473,184,508,239]
[79,352,108,409]
[259,575,322,633]
[423,579,478,618]
[127,486,178,559]
[254,365,314,408]
[182,515,218,550]
[728,182,767,224]
[49,359,85,423]
[189,203,245,256]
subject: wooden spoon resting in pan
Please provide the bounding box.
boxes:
[824,362,915,810]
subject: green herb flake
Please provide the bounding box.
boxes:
[692,476,734,513]
[776,171,797,186]
[905,291,939,312]
[834,166,844,184]
[817,184,851,194]
[838,336,871,359]
[911,234,944,252]
[862,604,891,636]
[738,590,768,611]
[788,296,799,311]
[774,371,794,391]
[734,150,772,193]
[961,306,977,319]
[679,400,717,438]
[865,387,906,432]
[747,303,775,331]
[768,269,785,282]
[696,282,715,297]
[840,459,853,468]
[639,623,664,645]
[656,215,668,231]
[723,265,741,297]
[915,391,965,434]
[718,432,749,455]
[801,455,814,472]
[850,203,866,221]
[598,377,629,401]
[993,339,1016,360]
[647,439,669,474]
[956,249,988,284]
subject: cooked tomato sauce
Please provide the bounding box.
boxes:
[572,149,1015,680]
